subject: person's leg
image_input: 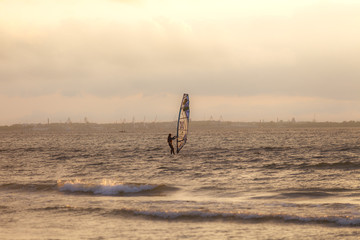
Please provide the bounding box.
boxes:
[169,143,173,154]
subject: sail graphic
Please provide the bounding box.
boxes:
[176,93,190,153]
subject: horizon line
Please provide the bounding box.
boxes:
[2,119,360,127]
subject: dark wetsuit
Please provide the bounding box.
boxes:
[168,135,176,155]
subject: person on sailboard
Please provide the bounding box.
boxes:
[167,133,177,155]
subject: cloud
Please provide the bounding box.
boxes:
[1,1,359,98]
[0,0,359,123]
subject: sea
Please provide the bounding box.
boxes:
[1,122,360,239]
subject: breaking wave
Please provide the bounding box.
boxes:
[57,179,177,196]
[0,180,178,196]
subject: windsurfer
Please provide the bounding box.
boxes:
[167,134,176,155]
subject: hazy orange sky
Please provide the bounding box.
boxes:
[1,0,359,124]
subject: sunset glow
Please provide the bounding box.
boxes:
[1,0,360,124]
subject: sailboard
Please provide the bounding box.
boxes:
[176,93,190,153]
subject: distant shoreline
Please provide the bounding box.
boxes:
[1,120,360,133]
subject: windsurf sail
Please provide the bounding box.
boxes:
[176,93,190,153]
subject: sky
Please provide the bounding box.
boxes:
[1,0,360,124]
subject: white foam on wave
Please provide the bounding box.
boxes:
[57,179,157,195]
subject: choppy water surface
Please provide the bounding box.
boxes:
[1,124,360,239]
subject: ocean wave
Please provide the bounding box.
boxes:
[0,205,15,214]
[28,204,360,227]
[293,161,360,170]
[283,187,355,193]
[263,163,290,170]
[263,161,360,170]
[252,188,359,200]
[251,192,333,200]
[279,191,334,198]
[110,208,360,226]
[310,161,360,169]
[57,179,177,196]
[0,183,55,192]
[247,146,292,152]
[0,180,178,196]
